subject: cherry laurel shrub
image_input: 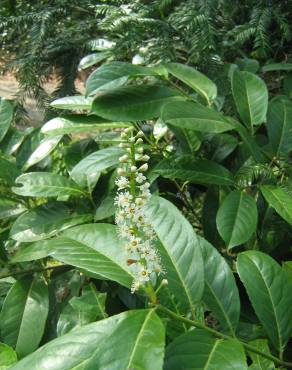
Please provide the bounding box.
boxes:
[0,60,291,369]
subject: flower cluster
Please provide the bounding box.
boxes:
[114,127,164,293]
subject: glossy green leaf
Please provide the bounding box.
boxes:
[216,190,258,248]
[71,146,125,187]
[144,196,204,313]
[154,155,234,186]
[0,198,26,220]
[164,329,247,370]
[12,224,133,288]
[232,70,268,127]
[162,101,234,133]
[57,284,107,336]
[12,172,85,198]
[0,278,49,358]
[10,202,92,242]
[0,343,17,369]
[23,135,62,170]
[0,99,13,143]
[165,62,217,103]
[260,185,292,224]
[248,339,275,370]
[266,98,292,157]
[0,158,20,185]
[200,238,240,334]
[95,193,115,221]
[86,61,165,96]
[92,85,183,121]
[10,309,165,370]
[0,128,32,156]
[262,63,292,72]
[50,96,93,110]
[41,115,129,136]
[237,251,292,351]
[78,51,110,70]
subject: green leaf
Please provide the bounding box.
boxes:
[9,309,165,370]
[50,96,93,110]
[248,339,275,370]
[12,224,134,288]
[165,63,217,104]
[23,135,62,170]
[95,193,115,221]
[0,198,26,220]
[0,158,20,185]
[262,63,292,72]
[78,51,111,70]
[0,99,13,143]
[12,172,85,198]
[0,128,32,156]
[266,98,292,157]
[57,284,107,336]
[260,185,292,224]
[232,70,268,127]
[154,155,234,186]
[144,196,204,313]
[216,190,258,248]
[162,101,234,133]
[236,58,260,73]
[71,146,125,187]
[200,238,240,335]
[10,202,92,242]
[92,85,183,121]
[86,61,165,96]
[0,278,49,358]
[0,343,17,369]
[41,115,129,136]
[164,329,247,370]
[237,251,292,351]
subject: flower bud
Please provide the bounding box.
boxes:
[117,168,126,176]
[130,166,137,173]
[137,147,144,154]
[128,137,135,143]
[136,130,144,138]
[119,154,129,163]
[139,163,148,172]
[135,197,144,205]
[141,155,150,162]
[161,279,168,286]
[125,127,134,134]
[121,132,128,139]
[136,138,143,145]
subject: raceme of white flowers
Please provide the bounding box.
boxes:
[114,127,164,293]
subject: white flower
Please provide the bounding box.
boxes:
[114,191,133,207]
[136,173,146,184]
[131,280,141,293]
[137,264,151,283]
[115,176,129,189]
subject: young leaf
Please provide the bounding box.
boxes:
[266,98,292,157]
[86,61,165,96]
[260,185,292,224]
[71,146,125,188]
[50,96,93,110]
[12,172,85,198]
[12,224,133,288]
[165,62,217,104]
[162,101,234,133]
[154,155,234,186]
[9,309,165,370]
[0,343,17,369]
[144,196,204,313]
[23,135,62,170]
[237,251,292,352]
[164,329,247,370]
[216,190,258,248]
[10,202,92,242]
[262,63,292,72]
[78,51,110,70]
[0,98,13,143]
[231,70,268,127]
[92,85,183,121]
[0,278,49,358]
[200,238,240,335]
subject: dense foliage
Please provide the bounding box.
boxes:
[0,56,291,369]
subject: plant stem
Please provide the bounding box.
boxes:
[157,305,292,368]
[0,264,68,280]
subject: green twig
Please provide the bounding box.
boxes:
[0,264,68,280]
[157,305,292,368]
